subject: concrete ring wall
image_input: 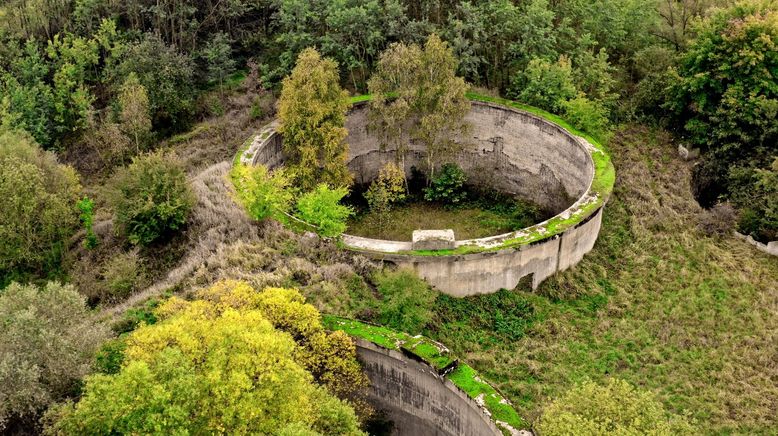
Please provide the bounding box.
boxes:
[353,338,507,436]
[239,99,608,296]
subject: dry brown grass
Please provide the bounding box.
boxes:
[430,126,778,434]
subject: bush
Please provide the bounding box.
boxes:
[0,129,81,282]
[510,56,576,113]
[0,282,108,431]
[697,203,737,237]
[424,163,467,205]
[536,378,694,436]
[374,268,436,335]
[77,197,98,249]
[729,158,778,242]
[563,95,610,139]
[109,152,194,245]
[102,250,147,301]
[230,164,293,221]
[296,184,353,238]
[364,162,406,226]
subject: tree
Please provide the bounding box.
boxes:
[364,162,406,228]
[0,129,81,281]
[117,73,151,153]
[230,163,293,222]
[278,48,353,191]
[510,56,576,113]
[667,1,778,158]
[108,152,194,245]
[0,282,108,432]
[563,95,610,139]
[536,378,694,435]
[202,32,236,97]
[369,34,471,184]
[46,280,365,435]
[111,34,196,132]
[296,184,354,238]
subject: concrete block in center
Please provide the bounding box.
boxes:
[412,229,455,250]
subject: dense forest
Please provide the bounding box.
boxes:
[0,0,776,435]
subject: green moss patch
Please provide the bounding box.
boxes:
[322,315,525,432]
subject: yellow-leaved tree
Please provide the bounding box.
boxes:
[278,48,353,191]
[46,280,368,435]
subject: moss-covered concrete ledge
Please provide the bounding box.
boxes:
[235,94,615,294]
[322,316,527,436]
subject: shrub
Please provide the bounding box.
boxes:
[536,378,694,436]
[0,129,81,281]
[0,282,108,431]
[77,197,98,249]
[364,162,406,226]
[109,152,194,245]
[296,184,353,238]
[102,250,147,301]
[424,163,467,205]
[697,203,737,238]
[563,95,610,139]
[374,268,436,335]
[729,158,778,242]
[510,56,577,113]
[434,289,535,342]
[230,163,293,221]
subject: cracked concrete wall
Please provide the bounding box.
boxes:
[345,101,593,214]
[353,339,503,436]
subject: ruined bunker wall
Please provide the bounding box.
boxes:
[345,101,594,214]
[378,207,604,296]
[354,339,503,436]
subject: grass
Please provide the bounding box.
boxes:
[346,197,543,241]
[423,126,778,434]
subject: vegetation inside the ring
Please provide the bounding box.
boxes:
[1,1,776,435]
[345,188,548,241]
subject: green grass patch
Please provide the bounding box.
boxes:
[323,315,526,431]
[448,363,526,430]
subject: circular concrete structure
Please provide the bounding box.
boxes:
[238,96,614,296]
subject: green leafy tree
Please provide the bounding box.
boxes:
[108,152,194,245]
[364,162,406,228]
[0,129,81,281]
[375,268,436,335]
[536,378,694,435]
[230,163,293,221]
[296,184,353,238]
[117,72,152,153]
[424,163,468,205]
[0,281,108,432]
[510,56,576,113]
[46,280,365,435]
[563,95,610,139]
[202,32,236,97]
[667,1,778,157]
[278,48,353,191]
[112,34,196,131]
[369,34,470,183]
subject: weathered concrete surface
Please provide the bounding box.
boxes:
[345,101,592,214]
[734,232,778,256]
[412,229,456,250]
[242,100,606,295]
[353,339,505,436]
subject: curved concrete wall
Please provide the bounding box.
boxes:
[353,339,504,436]
[345,101,593,214]
[240,100,606,295]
